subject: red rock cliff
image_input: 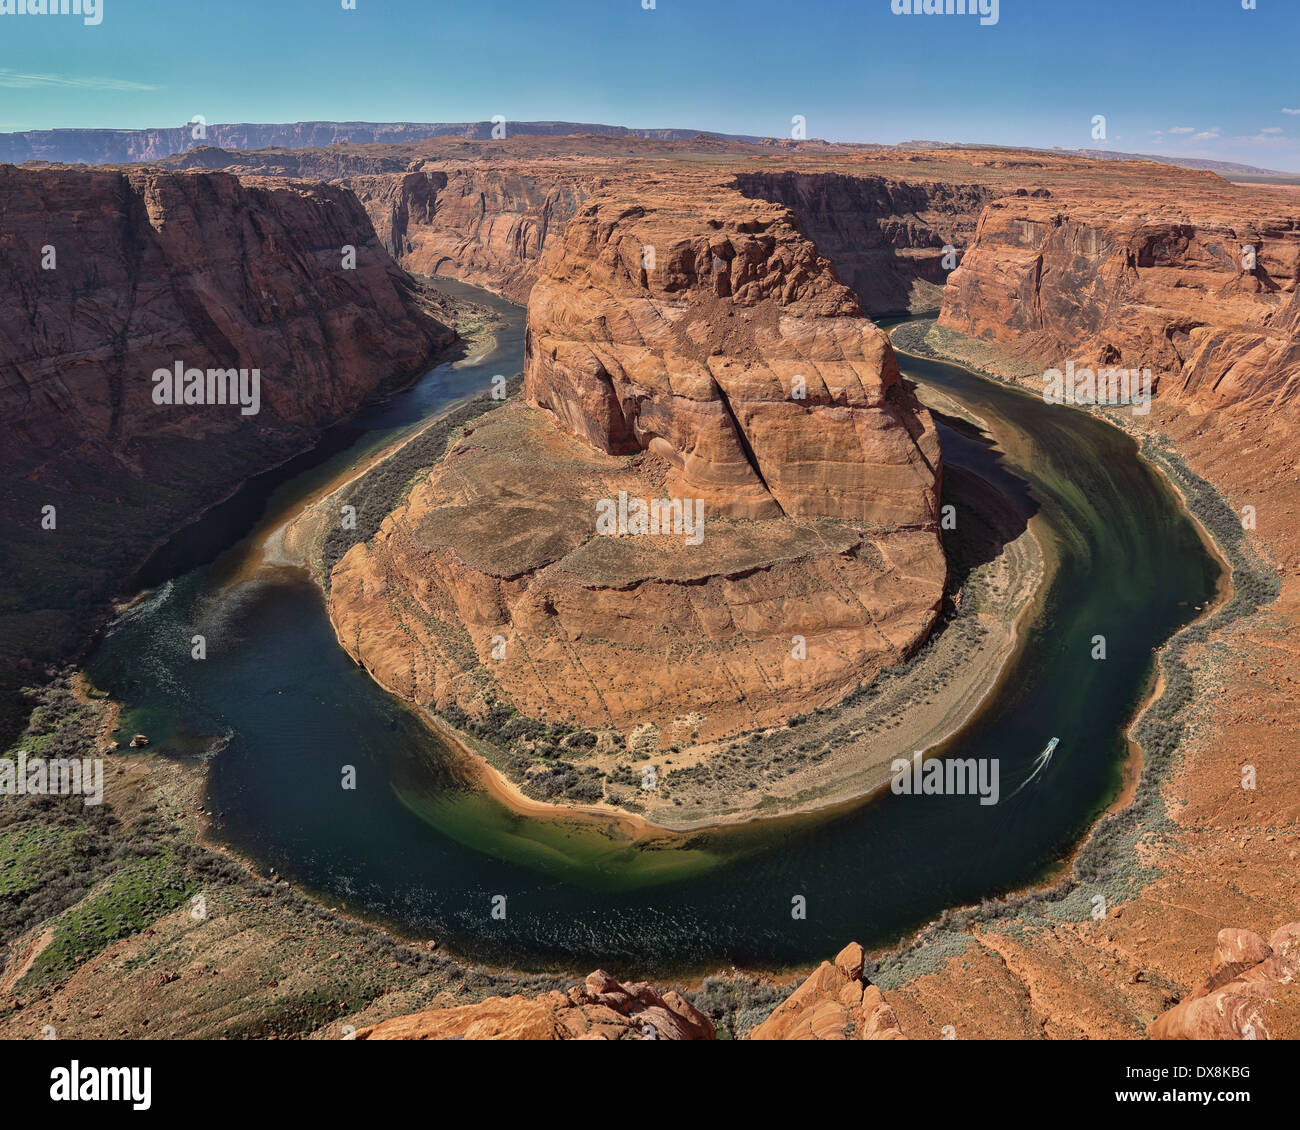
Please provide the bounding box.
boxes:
[0,165,453,733]
[524,177,943,525]
[327,174,946,770]
[939,182,1300,410]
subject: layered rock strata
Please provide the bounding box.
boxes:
[0,165,453,736]
[734,171,993,313]
[329,179,945,747]
[939,188,1300,410]
[1150,924,1300,1040]
[524,182,943,525]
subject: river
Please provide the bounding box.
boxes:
[84,281,1221,975]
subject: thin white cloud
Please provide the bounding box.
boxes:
[1169,126,1196,134]
[1283,108,1300,115]
[1261,127,1284,134]
[0,69,158,92]
[1236,133,1298,146]
[1191,129,1221,141]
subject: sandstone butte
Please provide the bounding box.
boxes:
[3,136,1299,1038]
[327,174,946,743]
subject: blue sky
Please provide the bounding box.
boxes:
[2,0,1298,170]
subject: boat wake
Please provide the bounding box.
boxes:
[1008,737,1058,800]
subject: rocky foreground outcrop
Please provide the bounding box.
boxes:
[1150,924,1300,1040]
[329,176,945,760]
[0,165,453,736]
[350,946,904,1040]
[749,942,905,1040]
[354,969,714,1040]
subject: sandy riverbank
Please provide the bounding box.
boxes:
[218,317,504,588]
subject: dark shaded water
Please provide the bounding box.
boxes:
[85,291,1220,975]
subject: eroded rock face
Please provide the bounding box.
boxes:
[1150,924,1300,1040]
[353,969,714,1041]
[749,943,905,1040]
[1,167,450,455]
[940,189,1300,410]
[524,179,943,525]
[0,165,452,735]
[329,402,945,745]
[367,165,588,302]
[735,171,993,313]
[330,177,945,752]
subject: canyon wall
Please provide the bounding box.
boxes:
[734,171,993,313]
[349,166,588,301]
[0,121,764,168]
[154,151,591,303]
[144,144,998,313]
[0,165,453,736]
[939,188,1300,410]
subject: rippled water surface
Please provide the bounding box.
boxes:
[86,289,1220,973]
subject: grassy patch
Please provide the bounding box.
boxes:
[22,849,196,987]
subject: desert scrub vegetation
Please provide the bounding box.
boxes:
[685,974,793,1039]
[23,847,195,987]
[0,673,570,1032]
[0,676,207,990]
[1,678,126,950]
[321,374,524,584]
[440,698,607,804]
